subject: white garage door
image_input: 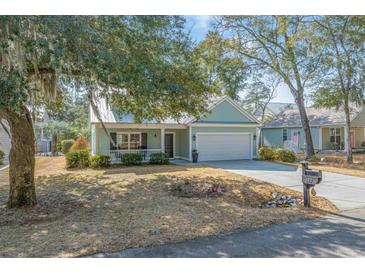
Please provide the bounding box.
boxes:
[196,133,251,161]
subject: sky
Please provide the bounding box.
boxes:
[185,16,295,103]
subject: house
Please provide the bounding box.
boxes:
[0,120,11,165]
[261,106,365,152]
[254,102,297,121]
[89,96,260,163]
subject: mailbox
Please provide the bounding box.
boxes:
[300,161,322,207]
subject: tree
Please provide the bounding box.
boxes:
[194,31,248,100]
[216,16,322,157]
[241,72,279,122]
[311,16,365,163]
[0,16,215,207]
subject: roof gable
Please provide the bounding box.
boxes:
[191,97,259,124]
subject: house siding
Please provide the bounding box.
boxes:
[0,120,11,164]
[262,127,321,151]
[197,100,254,123]
[354,128,365,147]
[351,109,365,127]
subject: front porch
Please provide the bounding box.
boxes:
[91,123,190,163]
[320,126,365,152]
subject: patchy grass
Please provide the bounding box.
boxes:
[0,157,337,258]
[306,152,365,178]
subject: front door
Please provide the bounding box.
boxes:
[164,133,174,158]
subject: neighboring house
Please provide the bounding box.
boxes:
[261,106,365,152]
[0,120,11,165]
[254,102,297,121]
[35,112,52,153]
[90,96,260,163]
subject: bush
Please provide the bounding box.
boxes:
[308,154,320,163]
[0,150,4,165]
[90,155,111,168]
[121,153,143,166]
[149,152,169,165]
[273,148,297,163]
[61,139,75,154]
[258,147,275,161]
[65,149,90,168]
[70,135,88,152]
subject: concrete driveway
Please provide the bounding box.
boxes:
[203,160,365,210]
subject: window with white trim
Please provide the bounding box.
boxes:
[130,133,141,149]
[283,128,288,142]
[117,133,129,150]
[116,133,141,150]
[330,128,341,144]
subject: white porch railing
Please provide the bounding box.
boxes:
[109,149,162,163]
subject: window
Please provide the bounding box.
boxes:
[117,133,129,150]
[130,133,141,149]
[283,128,288,142]
[330,128,341,144]
[113,133,141,150]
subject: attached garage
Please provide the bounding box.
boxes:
[196,133,252,161]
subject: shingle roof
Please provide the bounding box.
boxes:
[89,96,226,125]
[263,106,362,128]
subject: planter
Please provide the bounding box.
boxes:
[192,152,199,163]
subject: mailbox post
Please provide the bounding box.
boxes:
[300,161,322,207]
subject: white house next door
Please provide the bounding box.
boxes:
[196,133,251,161]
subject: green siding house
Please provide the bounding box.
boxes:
[90,96,260,163]
[261,106,365,152]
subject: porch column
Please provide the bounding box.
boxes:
[161,128,165,153]
[318,127,322,150]
[189,126,192,161]
[344,126,349,152]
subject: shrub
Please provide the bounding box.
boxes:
[65,149,90,168]
[149,152,169,165]
[121,153,143,166]
[90,155,111,168]
[308,154,320,163]
[274,148,297,163]
[70,135,88,152]
[258,147,275,161]
[61,139,75,154]
[0,150,4,165]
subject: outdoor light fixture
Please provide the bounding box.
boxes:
[253,134,257,140]
[192,135,196,141]
[154,133,157,138]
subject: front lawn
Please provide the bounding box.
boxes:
[308,152,365,178]
[0,157,337,257]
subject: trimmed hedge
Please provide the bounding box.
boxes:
[90,155,111,168]
[121,153,143,166]
[61,139,75,154]
[0,150,4,165]
[149,152,169,165]
[65,149,90,168]
[273,148,297,163]
[258,147,275,161]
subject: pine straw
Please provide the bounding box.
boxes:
[0,157,337,258]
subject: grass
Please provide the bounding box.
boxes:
[307,152,365,178]
[0,157,337,258]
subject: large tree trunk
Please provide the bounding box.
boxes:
[296,92,315,158]
[344,97,353,164]
[4,107,36,208]
[51,132,58,156]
